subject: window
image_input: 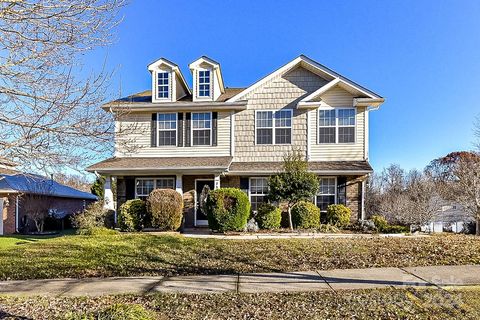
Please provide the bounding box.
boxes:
[198,70,211,97]
[338,109,355,143]
[318,108,355,144]
[192,112,211,146]
[157,72,169,99]
[136,179,155,199]
[249,177,268,211]
[318,110,336,144]
[156,178,175,189]
[256,111,273,144]
[256,110,292,145]
[316,177,336,212]
[157,113,177,146]
[135,178,175,200]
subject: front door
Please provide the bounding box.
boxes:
[195,179,215,226]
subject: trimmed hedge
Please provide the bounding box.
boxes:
[205,188,250,232]
[371,215,409,233]
[118,199,146,231]
[147,189,183,231]
[291,201,320,229]
[256,203,282,230]
[326,204,351,228]
[371,215,388,231]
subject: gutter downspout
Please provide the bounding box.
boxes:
[361,179,366,220]
[15,195,19,233]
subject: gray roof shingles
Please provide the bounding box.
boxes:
[0,174,97,200]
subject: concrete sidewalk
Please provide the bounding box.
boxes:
[0,265,479,297]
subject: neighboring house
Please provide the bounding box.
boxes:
[422,202,474,233]
[0,162,97,234]
[87,55,384,227]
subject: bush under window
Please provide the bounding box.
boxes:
[147,189,183,231]
[326,204,351,228]
[256,203,282,230]
[291,201,320,229]
[118,199,146,232]
[205,188,250,232]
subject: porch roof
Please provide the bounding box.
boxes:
[86,156,233,174]
[228,161,373,175]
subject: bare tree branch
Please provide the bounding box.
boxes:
[0,0,128,172]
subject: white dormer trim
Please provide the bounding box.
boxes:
[189,56,225,101]
[147,58,190,103]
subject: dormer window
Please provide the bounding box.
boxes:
[198,70,211,97]
[157,72,170,99]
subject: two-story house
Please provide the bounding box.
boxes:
[87,55,384,227]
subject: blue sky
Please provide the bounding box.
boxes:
[88,0,480,172]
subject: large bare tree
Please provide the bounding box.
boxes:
[0,0,126,172]
[428,151,480,235]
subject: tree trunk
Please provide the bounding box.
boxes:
[288,206,294,231]
[476,214,480,236]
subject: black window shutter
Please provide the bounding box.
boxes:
[125,177,136,200]
[177,113,183,147]
[337,177,347,205]
[151,113,157,147]
[212,112,218,146]
[240,177,249,194]
[185,112,191,147]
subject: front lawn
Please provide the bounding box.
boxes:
[0,233,479,280]
[1,287,479,319]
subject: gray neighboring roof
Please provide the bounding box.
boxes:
[228,161,373,174]
[87,156,233,172]
[0,174,97,200]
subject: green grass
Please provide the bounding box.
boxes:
[0,232,479,280]
[1,287,480,319]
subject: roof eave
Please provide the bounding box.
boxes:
[102,101,247,112]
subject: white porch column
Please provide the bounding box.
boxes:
[103,175,115,211]
[175,174,183,195]
[214,174,221,190]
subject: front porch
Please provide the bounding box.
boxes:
[103,173,367,228]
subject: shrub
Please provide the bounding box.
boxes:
[256,203,282,230]
[118,199,146,231]
[318,224,340,233]
[326,204,351,228]
[71,201,111,233]
[147,189,183,231]
[382,224,410,234]
[77,226,118,236]
[371,215,388,231]
[291,201,320,229]
[205,188,250,232]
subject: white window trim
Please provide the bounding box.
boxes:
[254,109,293,145]
[318,107,356,145]
[156,71,170,100]
[249,177,269,212]
[197,68,212,99]
[314,176,337,212]
[135,177,176,198]
[191,111,213,146]
[157,112,178,147]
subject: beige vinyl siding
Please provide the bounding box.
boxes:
[309,86,366,161]
[234,66,329,162]
[115,111,231,157]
